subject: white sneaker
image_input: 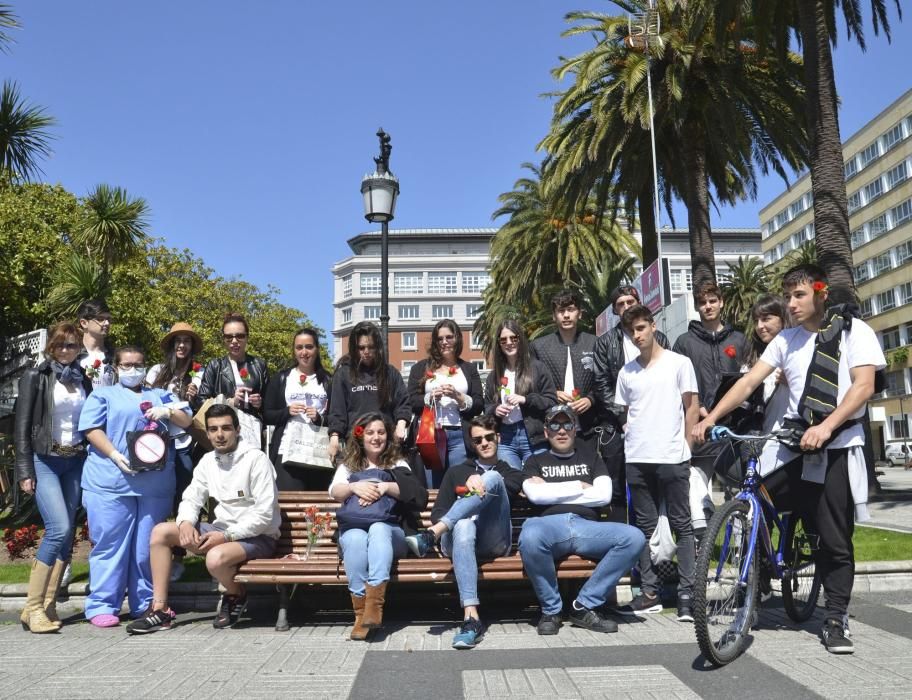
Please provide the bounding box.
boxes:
[170,561,186,583]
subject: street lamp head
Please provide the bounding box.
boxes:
[361,128,399,223]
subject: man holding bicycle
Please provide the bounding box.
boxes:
[694,264,886,654]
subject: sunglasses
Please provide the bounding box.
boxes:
[471,432,498,446]
[499,335,519,346]
[223,333,248,341]
[58,342,80,350]
[90,315,112,324]
[546,421,576,433]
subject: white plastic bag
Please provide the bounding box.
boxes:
[649,500,676,565]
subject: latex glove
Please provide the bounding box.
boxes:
[145,405,171,421]
[110,450,138,476]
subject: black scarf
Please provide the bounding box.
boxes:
[51,360,85,387]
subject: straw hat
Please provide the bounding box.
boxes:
[160,322,203,355]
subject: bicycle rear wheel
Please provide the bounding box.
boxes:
[781,514,821,622]
[693,499,758,667]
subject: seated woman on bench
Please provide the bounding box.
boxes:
[330,412,428,640]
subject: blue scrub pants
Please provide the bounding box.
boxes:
[82,490,171,619]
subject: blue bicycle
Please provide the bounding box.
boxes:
[693,426,822,667]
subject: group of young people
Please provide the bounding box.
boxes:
[13,261,885,656]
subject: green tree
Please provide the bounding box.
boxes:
[74,184,150,272]
[44,253,111,319]
[542,2,808,289]
[0,4,19,52]
[0,80,55,185]
[719,256,772,335]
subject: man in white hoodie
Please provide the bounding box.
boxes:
[126,404,280,634]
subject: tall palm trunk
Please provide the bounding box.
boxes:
[682,132,716,289]
[798,0,856,298]
[638,183,659,268]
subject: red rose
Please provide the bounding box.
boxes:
[139,401,152,413]
[500,376,508,387]
[299,373,307,386]
[455,485,469,496]
[352,425,365,438]
[239,368,250,380]
[192,362,202,372]
[92,359,102,369]
[724,345,737,359]
[425,370,434,379]
[448,366,458,376]
[812,281,828,293]
[572,388,580,399]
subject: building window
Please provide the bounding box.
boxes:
[853,262,870,284]
[401,332,417,351]
[428,272,457,295]
[761,223,771,239]
[898,240,912,267]
[844,157,858,180]
[342,275,352,299]
[861,298,874,318]
[877,289,896,313]
[685,270,693,292]
[882,123,904,152]
[872,252,892,276]
[670,270,683,294]
[364,305,381,320]
[471,360,486,371]
[887,162,908,189]
[882,327,902,351]
[398,304,419,320]
[850,228,866,249]
[466,303,482,319]
[462,273,490,295]
[883,370,904,397]
[360,273,382,295]
[892,200,912,227]
[394,272,424,295]
[893,415,910,439]
[341,308,352,325]
[402,360,417,375]
[869,213,888,239]
[847,191,862,213]
[900,281,912,306]
[859,140,879,168]
[863,178,884,204]
[470,332,483,350]
[432,304,453,320]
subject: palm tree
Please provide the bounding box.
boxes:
[542,2,808,290]
[45,253,111,319]
[74,184,150,272]
[719,256,771,335]
[715,0,901,299]
[0,80,55,185]
[0,4,19,52]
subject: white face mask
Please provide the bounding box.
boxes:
[118,368,147,388]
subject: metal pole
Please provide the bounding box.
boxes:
[380,219,390,361]
[645,46,667,335]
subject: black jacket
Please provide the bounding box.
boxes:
[406,358,484,455]
[327,360,411,439]
[389,465,429,536]
[593,323,670,430]
[531,331,599,436]
[198,354,270,419]
[672,321,747,412]
[15,361,93,482]
[262,367,333,465]
[430,459,525,524]
[483,359,557,447]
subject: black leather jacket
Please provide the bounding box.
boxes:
[593,323,670,431]
[14,361,93,482]
[531,330,599,437]
[198,354,269,418]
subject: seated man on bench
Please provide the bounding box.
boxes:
[405,415,525,649]
[519,404,645,635]
[127,404,280,634]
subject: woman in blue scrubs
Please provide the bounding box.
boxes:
[78,346,193,627]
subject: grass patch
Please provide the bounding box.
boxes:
[0,556,212,585]
[853,525,912,561]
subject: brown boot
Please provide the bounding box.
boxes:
[362,582,387,629]
[350,594,370,641]
[20,561,59,634]
[43,560,66,629]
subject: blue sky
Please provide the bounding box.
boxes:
[6,1,909,336]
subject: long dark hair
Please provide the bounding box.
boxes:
[341,412,402,472]
[150,338,198,398]
[344,322,390,408]
[290,327,331,386]
[422,319,463,390]
[748,294,790,366]
[492,319,532,395]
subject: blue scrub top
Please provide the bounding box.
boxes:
[78,384,190,497]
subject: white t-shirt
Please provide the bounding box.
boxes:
[424,367,469,427]
[759,321,886,449]
[283,372,328,422]
[622,332,640,365]
[499,368,523,425]
[616,349,699,463]
[51,381,86,448]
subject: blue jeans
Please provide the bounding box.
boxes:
[33,453,85,566]
[427,426,469,488]
[439,470,513,608]
[497,421,543,470]
[519,513,645,615]
[339,522,406,596]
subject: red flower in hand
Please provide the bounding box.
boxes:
[572,388,580,399]
[352,425,365,439]
[455,485,468,496]
[500,376,508,387]
[192,362,202,372]
[92,359,102,369]
[139,401,152,413]
[448,366,458,376]
[239,367,250,382]
[299,373,307,386]
[425,370,434,379]
[812,281,828,294]
[724,345,737,359]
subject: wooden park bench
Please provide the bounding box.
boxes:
[234,489,603,631]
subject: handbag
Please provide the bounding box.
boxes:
[335,468,399,533]
[649,500,676,565]
[415,400,447,471]
[280,420,333,469]
[236,409,263,450]
[190,397,217,450]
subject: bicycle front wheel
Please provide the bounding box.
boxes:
[693,498,758,667]
[781,514,821,622]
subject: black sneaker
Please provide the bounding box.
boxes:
[126,607,176,635]
[536,613,563,635]
[676,595,694,623]
[213,593,248,629]
[405,530,436,558]
[821,617,854,654]
[452,617,484,649]
[616,593,663,617]
[569,604,618,633]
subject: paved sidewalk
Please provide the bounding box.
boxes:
[2,590,911,699]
